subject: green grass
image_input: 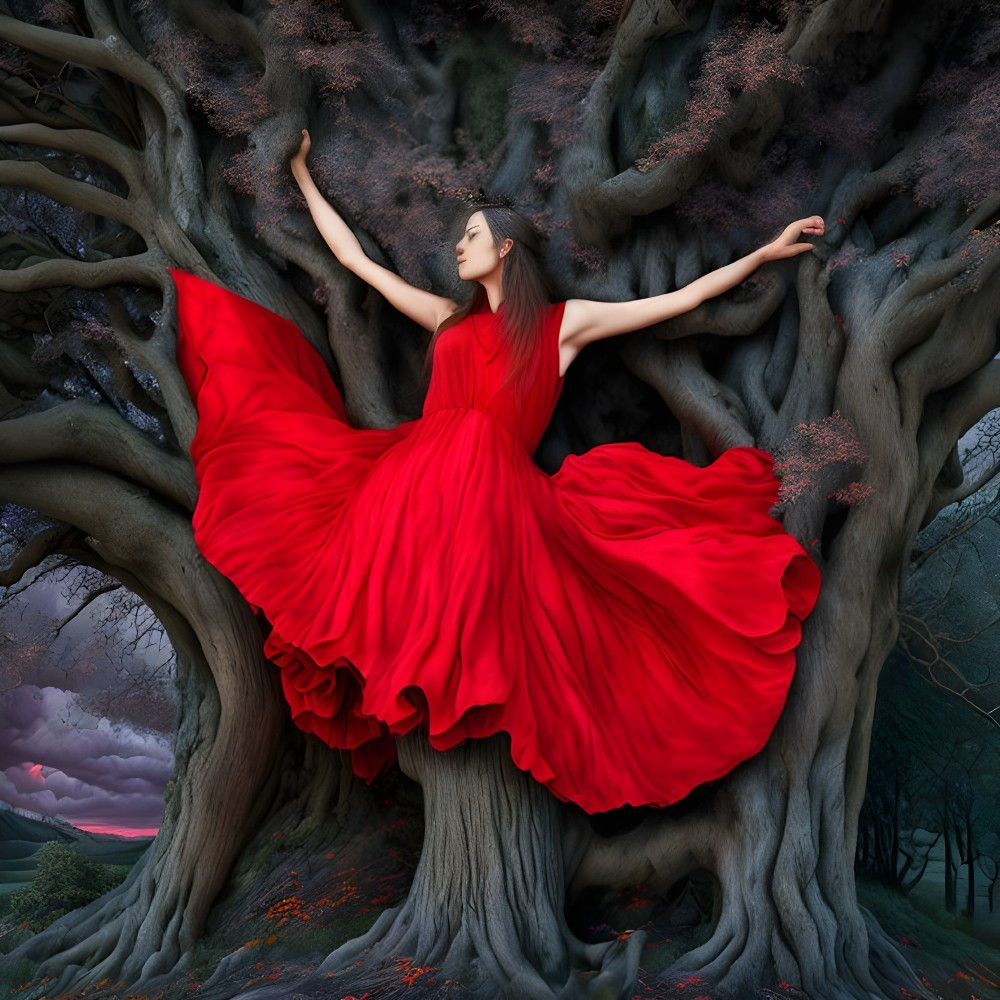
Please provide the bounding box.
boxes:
[0,957,40,993]
[0,812,151,906]
[859,877,1000,998]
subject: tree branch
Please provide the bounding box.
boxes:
[51,579,122,634]
[0,123,141,184]
[566,809,716,898]
[1,3,210,238]
[0,9,171,104]
[0,230,55,258]
[947,460,1000,506]
[897,273,1000,431]
[172,0,265,65]
[0,160,137,227]
[572,0,690,164]
[920,477,1000,551]
[773,254,841,434]
[827,160,908,245]
[621,334,754,456]
[881,254,973,327]
[953,192,1000,241]
[0,523,72,587]
[0,252,160,293]
[0,80,99,130]
[661,273,787,338]
[573,156,705,237]
[574,0,874,230]
[0,463,215,640]
[942,360,1000,452]
[0,400,195,508]
[785,0,893,65]
[260,221,401,428]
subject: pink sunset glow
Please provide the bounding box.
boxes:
[73,821,159,839]
[2,688,175,838]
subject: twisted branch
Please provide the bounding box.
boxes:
[663,273,787,338]
[941,359,1000,452]
[0,400,195,509]
[895,283,1000,431]
[0,160,137,226]
[774,254,841,429]
[622,334,753,456]
[0,523,73,587]
[0,123,141,183]
[0,252,160,292]
[0,8,172,110]
[567,810,716,899]
[929,460,1000,517]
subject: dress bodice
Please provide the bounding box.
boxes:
[422,302,566,454]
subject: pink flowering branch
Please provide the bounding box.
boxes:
[772,410,870,509]
[637,23,805,173]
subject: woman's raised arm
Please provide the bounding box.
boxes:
[291,131,458,332]
[558,217,825,373]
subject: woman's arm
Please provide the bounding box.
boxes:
[558,217,825,369]
[291,131,458,332]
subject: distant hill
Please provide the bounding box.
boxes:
[0,805,152,895]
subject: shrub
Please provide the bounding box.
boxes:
[7,842,129,932]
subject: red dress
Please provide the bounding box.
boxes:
[172,270,820,814]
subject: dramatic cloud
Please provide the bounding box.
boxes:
[0,685,174,837]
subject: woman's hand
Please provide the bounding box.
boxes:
[291,128,311,167]
[760,216,825,262]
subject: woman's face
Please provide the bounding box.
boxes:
[455,211,504,283]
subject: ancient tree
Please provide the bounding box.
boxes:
[0,0,998,998]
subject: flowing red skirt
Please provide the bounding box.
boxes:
[173,270,821,813]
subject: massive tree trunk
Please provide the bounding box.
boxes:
[1,0,998,997]
[306,734,642,1000]
[0,469,289,989]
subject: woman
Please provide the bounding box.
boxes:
[171,131,822,814]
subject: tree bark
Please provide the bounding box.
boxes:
[2,1,999,997]
[299,733,644,1000]
[0,469,286,988]
[655,594,930,1000]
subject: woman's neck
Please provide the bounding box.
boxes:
[480,275,503,314]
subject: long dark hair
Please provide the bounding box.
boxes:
[427,205,557,384]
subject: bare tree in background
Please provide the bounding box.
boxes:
[0,0,998,997]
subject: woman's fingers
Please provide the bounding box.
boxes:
[778,242,817,257]
[295,129,311,159]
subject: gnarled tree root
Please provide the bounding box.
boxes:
[241,732,643,999]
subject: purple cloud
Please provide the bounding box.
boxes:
[0,685,173,836]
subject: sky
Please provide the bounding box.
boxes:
[0,684,173,838]
[0,562,176,839]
